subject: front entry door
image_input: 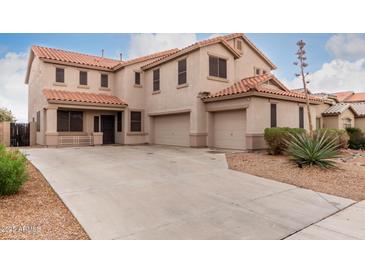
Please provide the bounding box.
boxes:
[101,115,115,144]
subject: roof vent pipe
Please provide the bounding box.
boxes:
[101,49,104,57]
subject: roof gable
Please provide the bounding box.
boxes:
[141,33,276,71]
[202,74,322,103]
[322,103,358,116]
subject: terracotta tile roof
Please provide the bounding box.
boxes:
[322,103,352,116]
[32,46,122,70]
[345,92,365,102]
[116,48,179,69]
[351,103,365,116]
[43,89,127,106]
[202,74,322,102]
[141,33,276,70]
[32,45,180,72]
[333,91,355,102]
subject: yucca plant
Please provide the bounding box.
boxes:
[285,130,340,168]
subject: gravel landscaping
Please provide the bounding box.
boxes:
[226,151,365,201]
[0,161,89,240]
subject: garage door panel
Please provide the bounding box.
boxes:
[154,113,190,146]
[213,110,246,150]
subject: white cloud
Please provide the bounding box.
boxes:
[281,34,365,93]
[127,33,198,59]
[282,58,365,93]
[0,52,28,122]
[325,34,365,61]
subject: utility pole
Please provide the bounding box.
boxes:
[294,40,313,136]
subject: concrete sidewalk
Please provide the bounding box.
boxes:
[286,201,365,240]
[24,145,356,240]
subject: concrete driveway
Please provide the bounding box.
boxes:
[24,145,354,240]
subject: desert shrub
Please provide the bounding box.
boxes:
[0,145,28,195]
[264,127,306,155]
[315,128,349,149]
[346,127,365,149]
[286,130,340,168]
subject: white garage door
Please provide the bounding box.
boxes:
[213,109,246,149]
[153,113,190,146]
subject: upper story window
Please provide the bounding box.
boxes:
[299,106,304,128]
[101,73,109,88]
[236,40,242,51]
[178,59,187,85]
[79,71,88,86]
[153,69,160,91]
[135,72,141,86]
[255,68,261,76]
[55,68,65,83]
[270,103,277,128]
[209,56,227,79]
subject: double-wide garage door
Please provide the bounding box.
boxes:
[153,113,190,146]
[213,109,246,150]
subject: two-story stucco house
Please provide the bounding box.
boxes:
[25,33,322,150]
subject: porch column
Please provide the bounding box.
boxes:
[45,106,58,146]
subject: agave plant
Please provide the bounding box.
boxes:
[285,130,340,168]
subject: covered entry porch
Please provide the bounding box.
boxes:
[41,89,127,147]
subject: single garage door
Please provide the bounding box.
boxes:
[213,109,246,149]
[153,113,190,146]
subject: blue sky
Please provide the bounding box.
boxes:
[1,33,365,122]
[0,33,334,80]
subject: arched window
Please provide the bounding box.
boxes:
[343,118,352,129]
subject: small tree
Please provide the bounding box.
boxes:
[294,40,313,136]
[0,107,16,122]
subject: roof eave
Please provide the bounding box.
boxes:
[47,99,128,108]
[40,58,115,72]
[202,90,322,104]
[239,34,277,70]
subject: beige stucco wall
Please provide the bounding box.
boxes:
[226,37,272,81]
[355,117,365,133]
[339,108,355,129]
[245,97,316,133]
[204,96,317,149]
[41,62,115,95]
[322,116,339,129]
[314,102,332,128]
[323,108,355,130]
[28,56,48,145]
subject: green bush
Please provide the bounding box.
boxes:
[315,128,349,149]
[0,145,28,195]
[286,130,340,168]
[346,127,365,149]
[264,127,306,155]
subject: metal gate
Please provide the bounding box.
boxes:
[10,123,30,147]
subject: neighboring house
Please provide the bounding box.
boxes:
[25,33,322,150]
[312,91,365,132]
